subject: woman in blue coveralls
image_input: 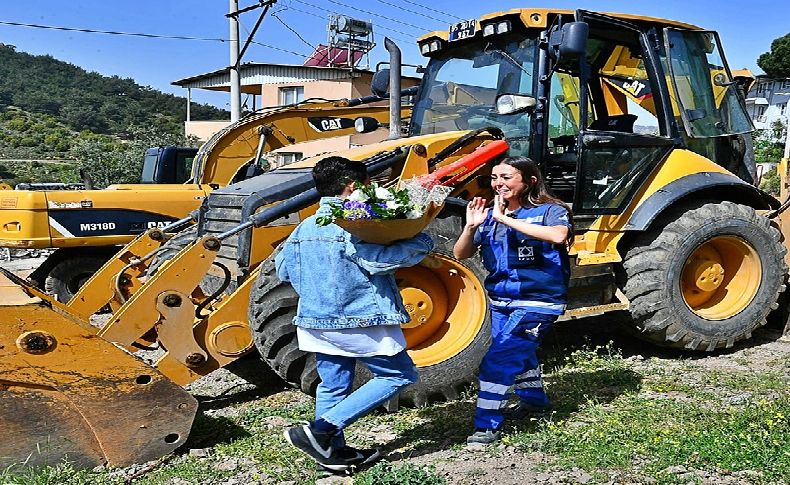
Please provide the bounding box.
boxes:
[453,156,573,445]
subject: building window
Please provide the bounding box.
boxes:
[279,86,304,105]
[780,103,787,115]
[782,80,790,89]
[758,82,769,94]
[277,152,303,166]
[757,106,766,117]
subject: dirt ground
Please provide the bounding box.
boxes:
[4,255,789,484]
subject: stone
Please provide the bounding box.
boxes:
[188,448,210,458]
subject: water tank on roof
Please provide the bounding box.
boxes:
[334,16,373,36]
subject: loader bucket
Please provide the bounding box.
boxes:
[0,268,198,469]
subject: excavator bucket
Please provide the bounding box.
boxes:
[0,268,198,469]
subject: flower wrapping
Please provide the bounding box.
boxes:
[316,178,453,244]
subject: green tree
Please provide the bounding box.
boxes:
[754,119,786,164]
[759,165,780,196]
[757,33,790,78]
[69,125,199,187]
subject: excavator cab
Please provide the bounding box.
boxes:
[140,146,199,184]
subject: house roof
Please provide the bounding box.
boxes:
[172,62,375,92]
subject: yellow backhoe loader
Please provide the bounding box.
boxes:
[2,7,787,470]
[0,97,409,303]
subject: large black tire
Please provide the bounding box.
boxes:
[621,200,787,351]
[44,255,109,303]
[248,212,492,406]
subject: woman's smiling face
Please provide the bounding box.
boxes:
[491,163,527,208]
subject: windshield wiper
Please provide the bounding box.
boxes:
[484,42,532,79]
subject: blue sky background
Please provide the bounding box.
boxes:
[1,1,788,109]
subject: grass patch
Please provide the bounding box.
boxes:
[511,391,790,482]
[544,342,642,416]
[0,462,117,485]
[354,462,446,485]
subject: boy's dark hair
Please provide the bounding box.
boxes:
[312,156,368,197]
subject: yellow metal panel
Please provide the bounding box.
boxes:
[0,191,52,248]
[579,149,732,260]
[98,236,218,346]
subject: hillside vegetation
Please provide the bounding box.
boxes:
[0,43,227,186]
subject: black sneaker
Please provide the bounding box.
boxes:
[315,446,381,475]
[284,424,351,471]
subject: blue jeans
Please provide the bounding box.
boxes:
[314,350,418,445]
[474,308,556,431]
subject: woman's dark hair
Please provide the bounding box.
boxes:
[312,156,367,197]
[498,156,575,246]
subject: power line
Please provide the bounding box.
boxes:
[374,0,450,25]
[324,0,432,32]
[0,20,225,42]
[271,12,317,50]
[395,0,465,21]
[0,19,309,58]
[286,0,414,42]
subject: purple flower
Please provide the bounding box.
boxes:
[342,200,373,220]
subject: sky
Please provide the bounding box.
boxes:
[1,0,788,110]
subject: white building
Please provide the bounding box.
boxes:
[745,77,790,129]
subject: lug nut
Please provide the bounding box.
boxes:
[185,353,206,367]
[149,230,164,241]
[203,238,221,250]
[163,294,182,307]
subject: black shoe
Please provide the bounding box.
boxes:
[342,446,381,466]
[284,424,351,471]
[315,446,381,475]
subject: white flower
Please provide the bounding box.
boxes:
[406,207,424,219]
[385,200,401,210]
[374,186,394,200]
[348,189,368,202]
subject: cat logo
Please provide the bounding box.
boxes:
[147,221,169,229]
[307,117,354,132]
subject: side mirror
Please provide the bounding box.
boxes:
[354,116,382,133]
[548,22,589,61]
[495,94,537,115]
[371,69,391,97]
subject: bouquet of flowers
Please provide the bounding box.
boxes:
[316,178,453,244]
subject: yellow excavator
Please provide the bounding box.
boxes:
[2,7,787,470]
[0,97,409,303]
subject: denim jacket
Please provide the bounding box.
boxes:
[275,197,434,329]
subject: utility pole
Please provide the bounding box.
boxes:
[229,0,241,123]
[227,1,276,122]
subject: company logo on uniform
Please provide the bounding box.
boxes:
[518,246,534,260]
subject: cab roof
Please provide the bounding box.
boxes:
[417,8,701,42]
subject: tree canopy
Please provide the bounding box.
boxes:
[757,33,790,79]
[0,44,228,135]
[0,44,219,186]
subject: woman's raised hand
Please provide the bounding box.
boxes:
[466,197,489,229]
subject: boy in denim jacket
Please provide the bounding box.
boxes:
[277,156,433,472]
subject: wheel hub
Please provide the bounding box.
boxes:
[680,235,761,320]
[684,250,725,292]
[396,255,487,367]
